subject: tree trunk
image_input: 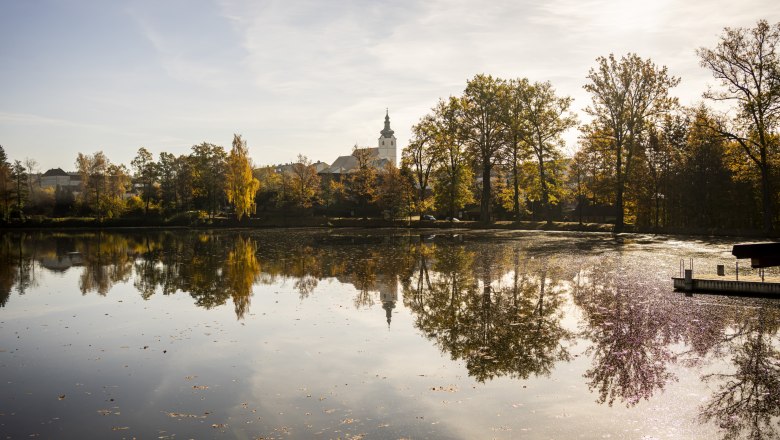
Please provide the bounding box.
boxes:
[538,155,550,225]
[614,145,624,233]
[513,152,520,222]
[449,169,456,219]
[481,162,492,223]
[760,162,774,235]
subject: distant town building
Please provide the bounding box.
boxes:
[319,110,398,177]
[377,109,397,165]
[274,161,329,175]
[40,168,81,190]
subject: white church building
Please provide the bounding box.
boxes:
[320,110,397,176]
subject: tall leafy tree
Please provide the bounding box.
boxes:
[432,97,473,219]
[173,154,195,212]
[517,80,577,224]
[289,154,321,209]
[190,142,227,218]
[225,134,260,220]
[0,146,11,220]
[105,163,130,218]
[131,147,158,214]
[461,74,507,223]
[377,162,413,220]
[583,53,679,232]
[76,151,109,220]
[500,78,532,221]
[697,20,780,234]
[11,160,27,217]
[402,114,439,217]
[157,152,178,212]
[346,145,378,216]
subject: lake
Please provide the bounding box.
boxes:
[1,229,778,439]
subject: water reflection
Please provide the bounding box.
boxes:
[1,231,779,438]
[699,307,780,440]
[573,261,683,407]
[404,243,573,382]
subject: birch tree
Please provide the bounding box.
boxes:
[225,134,260,220]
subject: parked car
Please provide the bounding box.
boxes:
[422,214,437,221]
[446,217,460,222]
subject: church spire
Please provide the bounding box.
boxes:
[380,108,394,138]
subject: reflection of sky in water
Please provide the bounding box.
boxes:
[0,230,778,439]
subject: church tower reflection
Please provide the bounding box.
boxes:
[379,277,398,328]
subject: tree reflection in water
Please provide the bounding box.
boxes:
[572,258,683,407]
[1,231,779,438]
[698,307,780,440]
[404,241,573,382]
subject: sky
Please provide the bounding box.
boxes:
[1,0,778,172]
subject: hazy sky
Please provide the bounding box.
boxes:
[1,0,778,171]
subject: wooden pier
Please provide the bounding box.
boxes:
[672,275,780,295]
[673,242,780,296]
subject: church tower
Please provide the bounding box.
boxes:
[377,109,397,165]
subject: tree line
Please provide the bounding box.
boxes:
[403,20,780,233]
[0,20,778,233]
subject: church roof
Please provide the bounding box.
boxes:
[320,153,390,175]
[42,168,69,177]
[380,109,394,138]
[323,155,358,174]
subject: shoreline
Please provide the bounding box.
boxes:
[0,216,775,239]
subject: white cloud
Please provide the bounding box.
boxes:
[2,0,779,169]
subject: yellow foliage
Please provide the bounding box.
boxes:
[225,134,261,220]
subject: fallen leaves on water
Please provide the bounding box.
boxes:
[164,412,206,419]
[430,385,459,392]
[58,394,66,400]
[211,423,227,428]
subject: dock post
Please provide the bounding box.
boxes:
[684,269,693,291]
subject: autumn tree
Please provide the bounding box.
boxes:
[583,53,679,232]
[377,162,413,220]
[289,154,321,209]
[225,134,260,220]
[346,145,378,216]
[680,108,743,229]
[105,163,130,218]
[697,20,780,234]
[402,114,439,217]
[76,151,110,220]
[461,74,507,222]
[11,160,27,217]
[190,142,227,218]
[252,166,282,211]
[0,146,10,220]
[513,80,577,224]
[157,152,179,212]
[500,78,532,220]
[173,155,195,212]
[131,147,158,214]
[430,97,474,219]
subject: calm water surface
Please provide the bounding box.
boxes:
[0,229,778,439]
